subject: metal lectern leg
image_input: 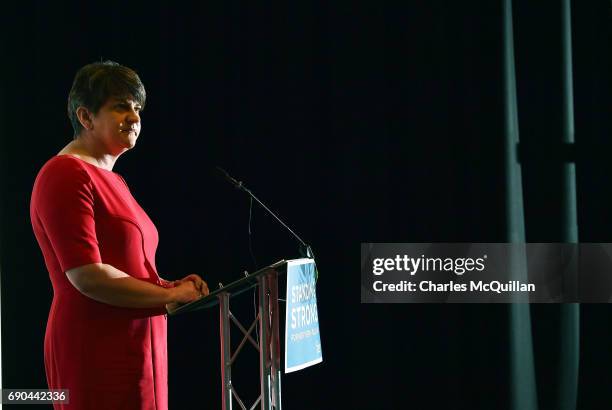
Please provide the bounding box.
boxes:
[257,275,271,409]
[257,271,283,410]
[219,292,232,410]
[217,271,282,410]
[268,273,282,410]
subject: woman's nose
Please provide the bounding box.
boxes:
[126,108,140,123]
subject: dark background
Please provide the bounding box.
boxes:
[2,1,612,409]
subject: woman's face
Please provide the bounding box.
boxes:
[90,96,142,154]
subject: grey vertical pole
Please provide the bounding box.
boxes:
[0,264,2,410]
[561,0,579,244]
[258,276,271,409]
[559,1,580,409]
[219,293,232,410]
[502,1,538,409]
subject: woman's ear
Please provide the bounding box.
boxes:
[76,107,94,130]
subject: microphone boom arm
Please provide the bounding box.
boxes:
[216,167,317,265]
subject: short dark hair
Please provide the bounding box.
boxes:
[67,61,146,138]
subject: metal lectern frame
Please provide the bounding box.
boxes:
[168,260,286,410]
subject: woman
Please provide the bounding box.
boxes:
[30,61,207,410]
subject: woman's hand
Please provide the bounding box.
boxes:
[169,280,203,304]
[175,274,209,297]
[165,277,209,313]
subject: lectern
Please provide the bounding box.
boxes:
[168,260,288,410]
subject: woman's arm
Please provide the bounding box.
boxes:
[66,263,202,308]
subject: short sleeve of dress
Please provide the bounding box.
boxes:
[33,158,102,272]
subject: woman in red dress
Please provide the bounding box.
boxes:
[30,61,207,410]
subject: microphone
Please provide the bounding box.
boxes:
[215,166,318,273]
[216,166,245,190]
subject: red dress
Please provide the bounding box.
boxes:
[30,155,168,410]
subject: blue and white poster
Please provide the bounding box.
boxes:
[284,258,323,373]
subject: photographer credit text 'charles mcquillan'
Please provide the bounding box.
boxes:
[361,243,612,303]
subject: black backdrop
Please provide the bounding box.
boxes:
[2,1,612,409]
